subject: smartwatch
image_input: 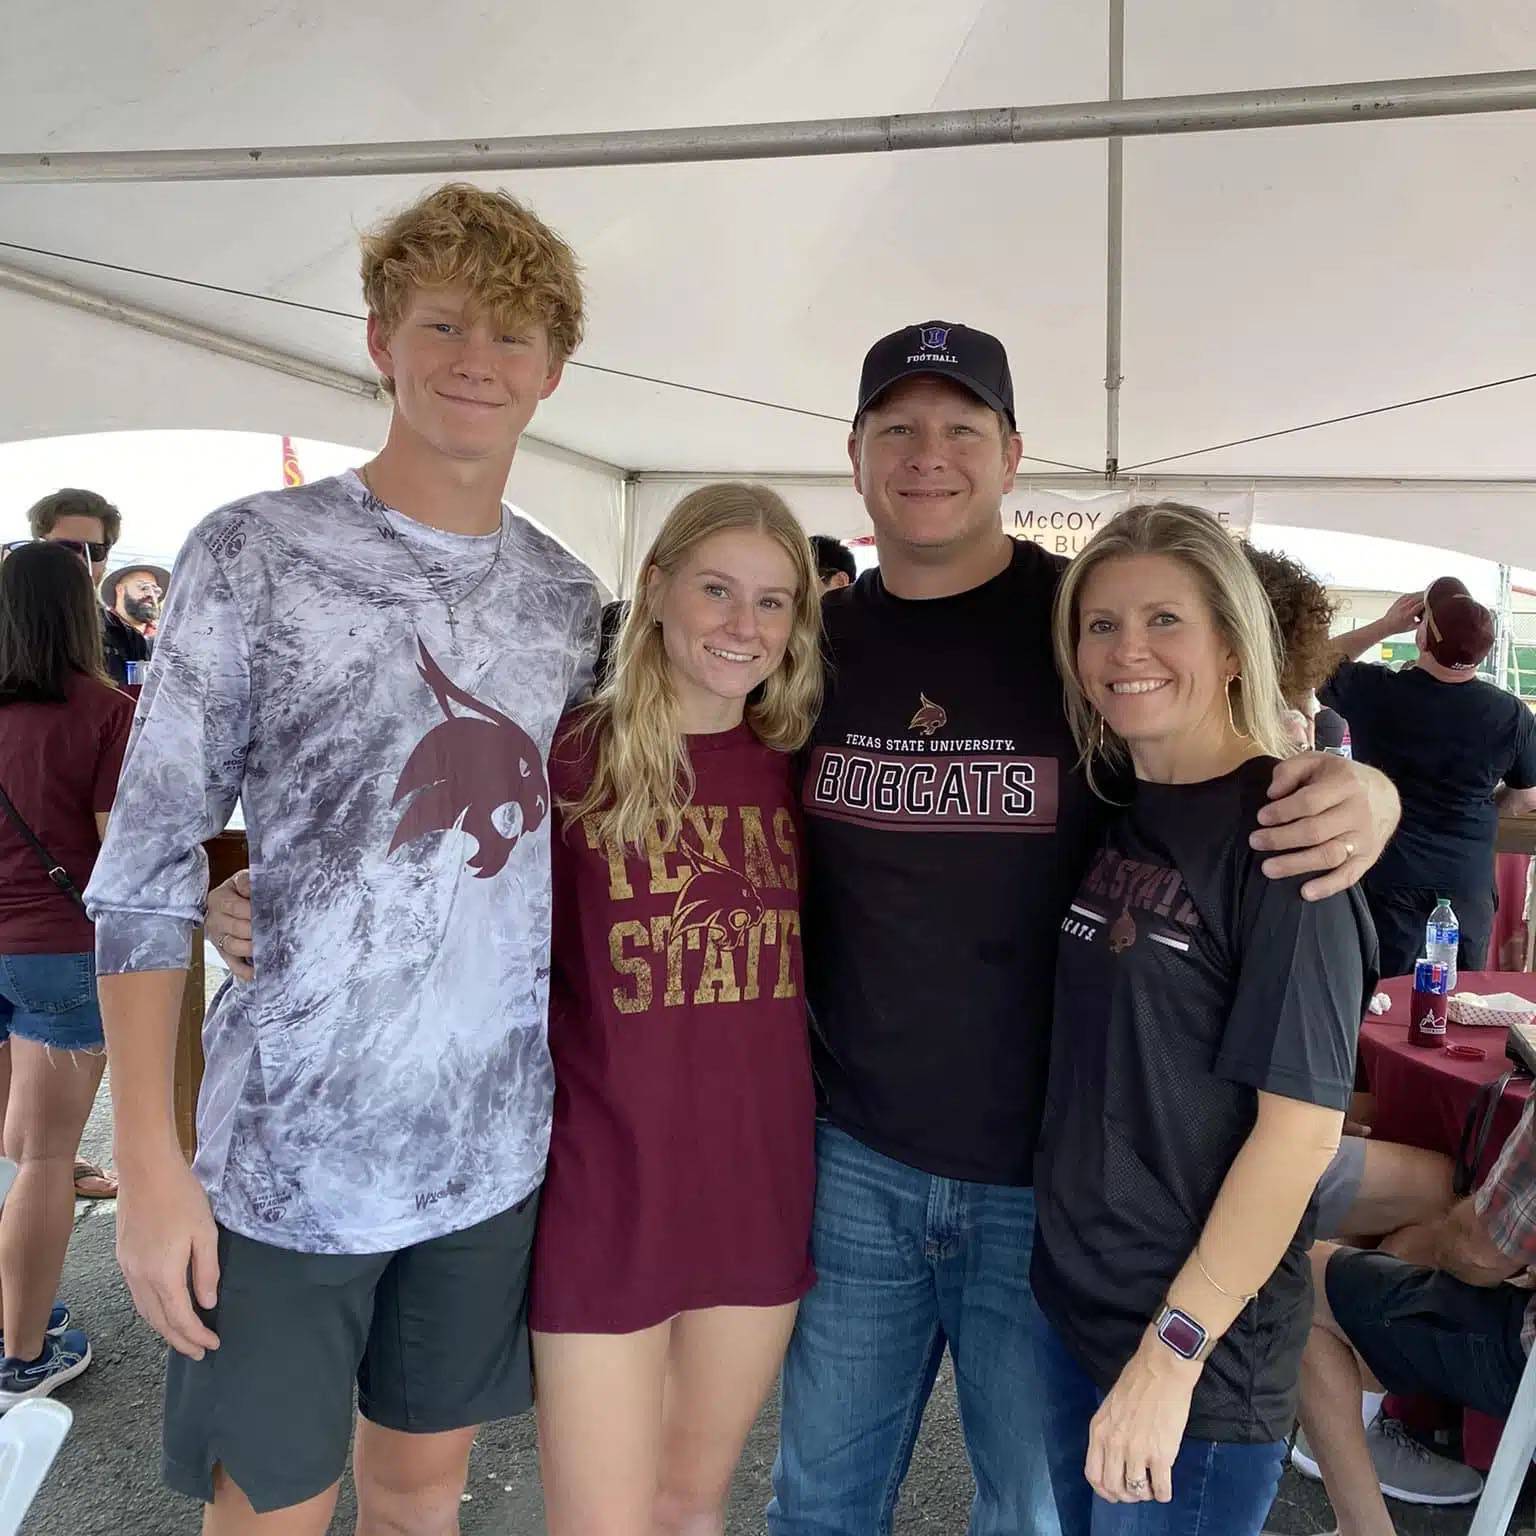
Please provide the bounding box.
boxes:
[1154,1305,1209,1362]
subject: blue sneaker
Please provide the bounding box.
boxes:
[0,1328,92,1410]
[0,1302,71,1353]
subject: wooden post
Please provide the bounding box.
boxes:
[173,939,205,1160]
[172,830,248,1160]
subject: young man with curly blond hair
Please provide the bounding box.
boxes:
[86,184,600,1533]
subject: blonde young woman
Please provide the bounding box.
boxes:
[1027,503,1377,1536]
[529,482,823,1535]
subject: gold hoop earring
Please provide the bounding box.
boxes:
[1224,675,1250,741]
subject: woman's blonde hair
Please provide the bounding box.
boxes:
[1051,501,1294,798]
[565,482,824,850]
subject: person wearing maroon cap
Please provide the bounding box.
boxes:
[1320,579,1536,981]
[767,322,1403,1535]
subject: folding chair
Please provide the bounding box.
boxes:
[0,1157,73,1536]
[0,1400,71,1536]
[1468,1340,1536,1535]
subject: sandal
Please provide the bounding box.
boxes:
[72,1159,118,1200]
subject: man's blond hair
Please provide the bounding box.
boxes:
[360,183,585,385]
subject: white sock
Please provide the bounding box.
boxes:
[1362,1390,1385,1428]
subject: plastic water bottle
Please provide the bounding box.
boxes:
[1426,898,1459,993]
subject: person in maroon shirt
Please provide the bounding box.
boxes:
[532,482,822,1534]
[0,541,133,1407]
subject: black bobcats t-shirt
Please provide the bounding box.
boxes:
[1031,756,1376,1443]
[800,539,1106,1186]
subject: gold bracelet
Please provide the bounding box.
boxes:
[1195,1247,1259,1305]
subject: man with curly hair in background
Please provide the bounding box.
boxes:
[86,185,600,1534]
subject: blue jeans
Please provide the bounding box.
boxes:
[0,952,104,1051]
[1032,1305,1284,1536]
[767,1123,1060,1536]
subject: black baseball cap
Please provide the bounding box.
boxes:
[855,322,1015,427]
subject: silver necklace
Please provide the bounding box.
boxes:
[359,465,505,642]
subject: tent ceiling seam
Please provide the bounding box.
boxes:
[0,239,1102,471]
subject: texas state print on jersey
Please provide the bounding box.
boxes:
[580,802,802,1013]
[803,688,1060,834]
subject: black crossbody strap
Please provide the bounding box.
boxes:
[0,777,88,913]
[1456,1067,1523,1197]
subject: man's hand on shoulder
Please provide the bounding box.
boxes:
[1250,754,1400,901]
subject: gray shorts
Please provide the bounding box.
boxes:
[162,1191,539,1514]
[1314,1134,1368,1240]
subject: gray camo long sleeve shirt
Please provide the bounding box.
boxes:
[86,471,599,1254]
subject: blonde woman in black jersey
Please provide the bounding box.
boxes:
[1029,503,1376,1535]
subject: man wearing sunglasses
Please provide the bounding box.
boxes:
[25,488,117,587]
[22,489,151,688]
[101,561,168,656]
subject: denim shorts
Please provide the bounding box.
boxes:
[1326,1246,1528,1420]
[0,952,105,1051]
[1313,1134,1368,1240]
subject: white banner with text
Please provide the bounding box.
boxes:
[1006,486,1255,560]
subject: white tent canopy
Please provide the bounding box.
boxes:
[4,0,1536,588]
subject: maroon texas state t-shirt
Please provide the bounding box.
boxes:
[0,671,134,954]
[530,716,816,1333]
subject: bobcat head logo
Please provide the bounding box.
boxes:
[388,639,548,879]
[908,692,947,737]
[670,832,765,950]
[1108,908,1137,955]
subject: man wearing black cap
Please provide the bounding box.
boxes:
[1321,579,1536,980]
[767,323,1402,1534]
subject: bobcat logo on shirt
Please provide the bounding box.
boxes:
[389,639,548,878]
[1108,908,1137,954]
[908,692,948,737]
[670,832,765,950]
[1061,848,1199,955]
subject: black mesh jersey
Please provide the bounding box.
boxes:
[1030,756,1377,1443]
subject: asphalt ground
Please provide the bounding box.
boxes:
[23,1045,1536,1533]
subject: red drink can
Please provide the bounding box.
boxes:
[1410,960,1449,1048]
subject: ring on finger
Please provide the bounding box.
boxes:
[1125,1475,1149,1494]
[1342,839,1357,859]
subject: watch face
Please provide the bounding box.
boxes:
[1159,1309,1205,1359]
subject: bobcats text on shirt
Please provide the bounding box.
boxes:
[86,472,600,1255]
[800,539,1105,1186]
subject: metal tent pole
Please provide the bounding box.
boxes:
[1495,561,1515,690]
[4,69,1536,184]
[1104,0,1126,478]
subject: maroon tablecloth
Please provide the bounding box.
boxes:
[1358,970,1536,1470]
[1359,970,1536,1185]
